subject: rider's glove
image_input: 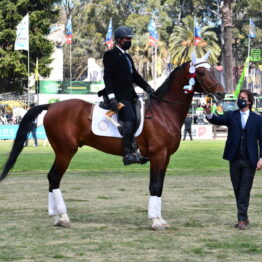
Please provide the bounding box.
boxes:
[109,98,119,113]
[146,85,155,95]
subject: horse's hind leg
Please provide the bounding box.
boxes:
[47,153,75,228]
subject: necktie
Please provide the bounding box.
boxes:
[241,112,246,129]
[124,53,133,74]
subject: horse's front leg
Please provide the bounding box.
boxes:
[148,152,170,230]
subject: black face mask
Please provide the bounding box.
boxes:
[122,41,131,50]
[237,98,247,109]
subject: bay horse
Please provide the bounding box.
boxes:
[0,52,224,230]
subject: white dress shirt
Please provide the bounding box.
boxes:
[240,110,250,129]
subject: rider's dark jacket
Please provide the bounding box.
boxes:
[103,46,149,101]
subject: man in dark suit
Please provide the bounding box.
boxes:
[103,25,154,165]
[204,89,262,230]
[183,114,193,140]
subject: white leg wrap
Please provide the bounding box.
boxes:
[148,196,162,219]
[48,192,58,216]
[53,188,67,215]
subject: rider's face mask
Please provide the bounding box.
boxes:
[121,39,132,51]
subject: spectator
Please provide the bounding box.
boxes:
[24,103,38,147]
[183,114,193,140]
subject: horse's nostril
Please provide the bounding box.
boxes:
[216,92,225,99]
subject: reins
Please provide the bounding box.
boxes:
[145,61,219,119]
[145,93,191,120]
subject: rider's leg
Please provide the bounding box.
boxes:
[118,101,139,165]
[119,100,149,165]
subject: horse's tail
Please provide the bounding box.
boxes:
[0,104,50,181]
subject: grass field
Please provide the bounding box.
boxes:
[1,140,262,262]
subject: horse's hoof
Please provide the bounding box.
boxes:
[159,217,170,228]
[152,223,165,231]
[151,218,165,231]
[57,220,71,228]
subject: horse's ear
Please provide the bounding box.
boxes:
[191,51,197,65]
[203,51,210,61]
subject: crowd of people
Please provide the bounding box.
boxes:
[0,112,22,124]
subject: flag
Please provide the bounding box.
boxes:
[14,14,29,51]
[35,58,39,81]
[194,17,202,46]
[234,57,249,98]
[148,17,158,46]
[66,16,73,44]
[105,18,113,49]
[249,18,256,39]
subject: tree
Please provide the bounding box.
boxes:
[0,0,60,93]
[221,0,234,93]
[169,16,221,66]
[63,0,179,80]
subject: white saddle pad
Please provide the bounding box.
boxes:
[91,98,144,138]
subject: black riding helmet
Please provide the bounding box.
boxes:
[114,26,134,40]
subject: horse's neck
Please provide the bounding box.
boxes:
[162,72,194,127]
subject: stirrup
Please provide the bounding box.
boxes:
[134,152,149,164]
[123,153,138,166]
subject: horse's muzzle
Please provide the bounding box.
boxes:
[214,91,225,104]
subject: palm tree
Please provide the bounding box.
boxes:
[169,16,221,66]
[130,34,169,81]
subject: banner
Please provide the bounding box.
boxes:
[0,125,47,140]
[38,80,104,94]
[14,14,29,51]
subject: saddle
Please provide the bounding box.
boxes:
[91,90,145,138]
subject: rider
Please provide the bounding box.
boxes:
[103,25,154,165]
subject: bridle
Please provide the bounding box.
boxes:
[149,61,219,105]
[194,61,221,96]
[145,61,220,119]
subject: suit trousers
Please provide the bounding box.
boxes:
[229,158,256,221]
[183,128,192,140]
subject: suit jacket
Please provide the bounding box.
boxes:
[208,110,262,168]
[184,116,193,129]
[103,46,149,101]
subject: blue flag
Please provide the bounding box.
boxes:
[194,17,202,46]
[105,18,113,49]
[249,18,256,39]
[66,16,73,44]
[148,17,158,46]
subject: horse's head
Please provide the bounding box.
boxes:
[190,51,225,103]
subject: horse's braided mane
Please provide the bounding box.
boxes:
[154,62,189,99]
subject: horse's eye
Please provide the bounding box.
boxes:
[198,71,205,76]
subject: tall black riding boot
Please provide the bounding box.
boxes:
[131,140,149,164]
[122,122,138,165]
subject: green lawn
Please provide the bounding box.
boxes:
[1,139,262,262]
[0,139,228,174]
